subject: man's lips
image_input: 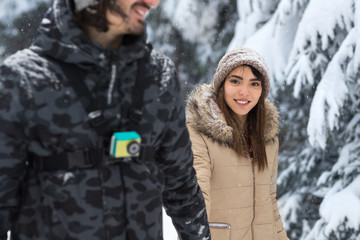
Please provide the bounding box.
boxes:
[133,4,150,20]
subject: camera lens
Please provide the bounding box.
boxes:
[127,141,140,155]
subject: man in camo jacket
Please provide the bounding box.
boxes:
[0,0,210,239]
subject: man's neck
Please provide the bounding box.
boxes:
[85,26,124,49]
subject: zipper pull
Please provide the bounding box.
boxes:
[209,223,231,229]
[107,63,117,105]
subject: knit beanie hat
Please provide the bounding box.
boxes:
[212,48,271,98]
[73,0,97,12]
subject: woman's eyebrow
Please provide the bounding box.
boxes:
[227,75,242,80]
[250,78,261,82]
[227,75,260,81]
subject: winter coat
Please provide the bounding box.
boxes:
[0,0,210,239]
[186,84,288,240]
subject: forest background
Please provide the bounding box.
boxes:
[0,0,359,239]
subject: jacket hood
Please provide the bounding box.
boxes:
[31,0,147,69]
[186,84,279,146]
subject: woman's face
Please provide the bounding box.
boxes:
[223,65,262,117]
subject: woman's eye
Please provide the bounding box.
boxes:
[252,82,261,87]
[230,79,239,84]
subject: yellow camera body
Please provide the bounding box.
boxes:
[109,131,141,158]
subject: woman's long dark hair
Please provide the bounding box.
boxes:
[72,0,127,32]
[215,65,268,171]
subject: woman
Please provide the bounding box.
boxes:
[186,48,289,240]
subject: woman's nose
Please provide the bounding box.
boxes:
[238,86,250,96]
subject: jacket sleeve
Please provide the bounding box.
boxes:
[187,125,212,217]
[156,61,210,240]
[0,65,29,238]
[270,138,289,240]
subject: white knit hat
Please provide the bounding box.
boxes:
[74,0,97,12]
[212,48,271,98]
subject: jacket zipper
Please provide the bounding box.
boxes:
[250,157,255,240]
[209,222,231,229]
[107,63,117,105]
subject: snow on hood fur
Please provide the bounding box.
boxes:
[186,84,279,147]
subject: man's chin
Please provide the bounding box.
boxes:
[134,21,145,34]
[134,29,145,35]
[122,18,144,34]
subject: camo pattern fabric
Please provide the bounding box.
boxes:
[0,0,210,239]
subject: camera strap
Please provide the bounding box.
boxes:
[122,53,146,132]
[30,46,154,171]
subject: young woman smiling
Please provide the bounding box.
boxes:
[186,48,289,240]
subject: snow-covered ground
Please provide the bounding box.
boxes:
[163,209,177,239]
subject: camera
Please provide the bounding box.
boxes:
[109,131,141,159]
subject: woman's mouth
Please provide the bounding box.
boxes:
[235,99,250,105]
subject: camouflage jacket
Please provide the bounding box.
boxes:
[0,0,210,239]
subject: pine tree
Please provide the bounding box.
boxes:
[147,0,238,96]
[273,1,359,239]
[150,0,360,239]
[0,0,50,61]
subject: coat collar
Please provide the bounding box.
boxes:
[186,84,279,146]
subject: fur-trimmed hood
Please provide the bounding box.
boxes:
[186,84,279,146]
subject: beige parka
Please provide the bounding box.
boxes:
[186,84,289,240]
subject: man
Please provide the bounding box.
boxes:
[0,0,210,239]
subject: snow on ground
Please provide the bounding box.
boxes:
[163,208,178,239]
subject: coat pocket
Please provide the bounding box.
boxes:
[209,222,231,240]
